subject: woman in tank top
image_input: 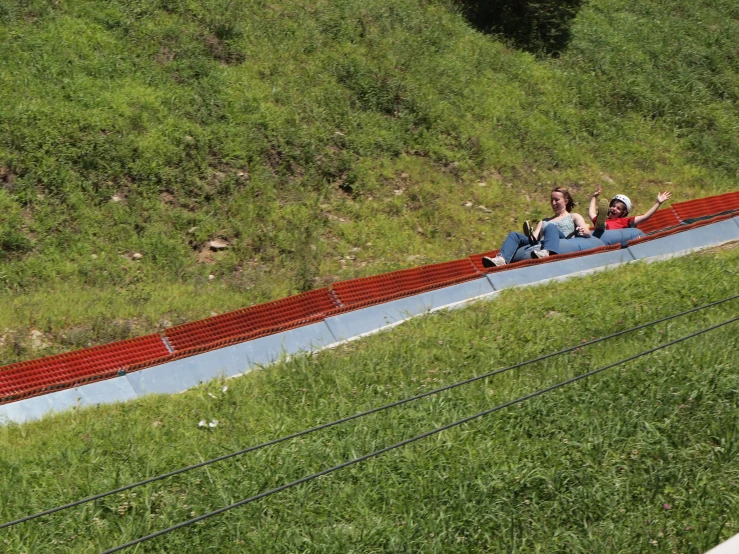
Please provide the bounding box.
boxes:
[483,187,598,267]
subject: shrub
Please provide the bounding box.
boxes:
[457,0,584,55]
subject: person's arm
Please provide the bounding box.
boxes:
[634,191,672,225]
[572,213,592,238]
[532,220,543,241]
[588,185,602,223]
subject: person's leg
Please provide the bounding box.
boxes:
[511,244,539,262]
[538,224,562,254]
[498,232,531,263]
[597,228,645,246]
[552,236,606,254]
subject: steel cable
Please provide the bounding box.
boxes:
[100,314,739,553]
[1,294,737,530]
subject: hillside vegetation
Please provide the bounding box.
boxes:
[1,245,737,552]
[1,0,739,361]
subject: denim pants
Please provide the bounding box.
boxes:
[592,228,645,246]
[500,225,606,263]
[498,224,562,263]
[498,232,533,263]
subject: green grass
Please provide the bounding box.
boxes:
[0,245,737,552]
[1,0,739,362]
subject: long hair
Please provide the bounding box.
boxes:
[551,187,576,212]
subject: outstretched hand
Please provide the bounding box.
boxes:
[657,191,672,204]
[591,184,603,197]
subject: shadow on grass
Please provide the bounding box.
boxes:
[456,0,583,56]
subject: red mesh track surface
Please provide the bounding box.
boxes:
[326,276,477,317]
[130,318,329,373]
[163,288,338,352]
[331,258,479,307]
[671,192,739,222]
[637,208,681,234]
[0,335,169,404]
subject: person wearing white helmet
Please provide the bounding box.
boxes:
[610,194,633,215]
[482,186,604,267]
[588,185,672,243]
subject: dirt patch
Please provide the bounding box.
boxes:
[203,33,245,65]
[701,239,739,254]
[155,44,176,65]
[0,165,16,191]
[160,191,177,206]
[111,187,129,205]
[197,243,229,264]
[197,248,216,264]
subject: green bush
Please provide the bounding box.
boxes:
[457,0,584,55]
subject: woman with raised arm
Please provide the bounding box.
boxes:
[483,187,604,267]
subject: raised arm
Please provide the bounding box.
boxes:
[588,185,602,222]
[634,191,672,225]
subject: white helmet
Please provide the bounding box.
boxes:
[610,194,632,214]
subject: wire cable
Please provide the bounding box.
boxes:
[1,293,736,531]
[101,314,739,553]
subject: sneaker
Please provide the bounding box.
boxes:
[523,220,536,242]
[594,198,609,231]
[531,249,549,259]
[482,255,506,268]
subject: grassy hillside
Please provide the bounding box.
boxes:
[1,0,739,362]
[0,245,737,552]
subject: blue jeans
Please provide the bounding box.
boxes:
[501,224,606,263]
[498,232,535,263]
[511,235,606,261]
[498,224,563,263]
[593,228,645,246]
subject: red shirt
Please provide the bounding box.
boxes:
[593,216,636,229]
[605,217,636,230]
